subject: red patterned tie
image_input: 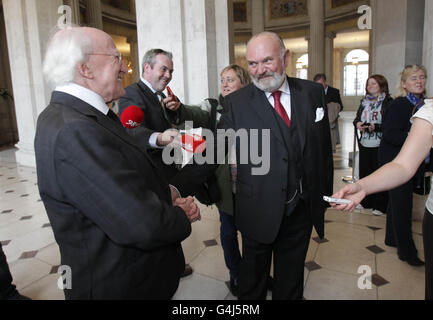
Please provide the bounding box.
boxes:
[272,91,291,128]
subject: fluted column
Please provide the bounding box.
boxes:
[130,0,136,15]
[251,0,265,35]
[85,0,103,29]
[3,0,63,167]
[308,0,325,80]
[423,0,433,95]
[127,34,139,82]
[63,0,80,24]
[325,32,336,86]
[334,48,343,92]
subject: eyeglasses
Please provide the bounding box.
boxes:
[86,52,122,64]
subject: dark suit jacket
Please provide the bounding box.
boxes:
[326,86,344,111]
[34,92,191,299]
[219,77,333,244]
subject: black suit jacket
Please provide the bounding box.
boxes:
[34,92,191,299]
[326,86,344,111]
[219,77,333,243]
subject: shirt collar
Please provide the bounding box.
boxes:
[265,77,290,99]
[54,83,109,115]
[140,77,157,94]
[324,86,329,95]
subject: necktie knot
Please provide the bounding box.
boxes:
[272,90,282,101]
[271,90,291,128]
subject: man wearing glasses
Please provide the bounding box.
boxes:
[35,27,200,299]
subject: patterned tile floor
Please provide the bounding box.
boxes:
[0,114,427,300]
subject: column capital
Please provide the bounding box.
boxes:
[325,31,336,39]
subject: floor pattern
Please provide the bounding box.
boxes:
[0,115,427,300]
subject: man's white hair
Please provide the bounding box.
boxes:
[43,27,92,86]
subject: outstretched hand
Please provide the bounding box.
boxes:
[330,182,366,212]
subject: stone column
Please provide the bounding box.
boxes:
[63,0,80,24]
[127,34,139,82]
[135,0,231,104]
[308,0,325,80]
[286,51,295,77]
[370,0,425,95]
[130,0,136,15]
[3,0,63,167]
[251,0,265,35]
[334,48,344,92]
[325,32,336,86]
[85,0,103,29]
[423,0,433,95]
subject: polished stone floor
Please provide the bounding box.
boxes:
[0,113,426,300]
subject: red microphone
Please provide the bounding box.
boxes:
[120,105,144,129]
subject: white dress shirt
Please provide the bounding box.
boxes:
[55,83,109,115]
[265,78,292,119]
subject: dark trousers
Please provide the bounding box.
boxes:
[219,210,241,281]
[423,209,433,300]
[385,181,418,260]
[359,145,388,212]
[238,200,312,300]
[0,243,16,299]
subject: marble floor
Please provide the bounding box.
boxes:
[0,113,427,300]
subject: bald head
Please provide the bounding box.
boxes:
[246,32,289,92]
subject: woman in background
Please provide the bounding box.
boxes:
[377,65,427,266]
[331,97,433,299]
[353,74,393,215]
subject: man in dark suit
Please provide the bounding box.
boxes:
[119,49,181,181]
[35,27,200,299]
[217,32,333,300]
[313,73,344,111]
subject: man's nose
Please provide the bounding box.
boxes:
[257,63,267,75]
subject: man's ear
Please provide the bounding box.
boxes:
[283,49,290,69]
[77,62,94,79]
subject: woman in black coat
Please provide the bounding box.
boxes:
[378,64,427,266]
[354,74,392,215]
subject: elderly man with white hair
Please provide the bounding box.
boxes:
[35,26,200,300]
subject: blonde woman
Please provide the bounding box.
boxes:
[332,97,433,299]
[373,65,427,267]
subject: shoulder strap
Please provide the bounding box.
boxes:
[206,98,219,133]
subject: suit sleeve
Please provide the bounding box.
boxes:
[53,121,191,251]
[336,89,344,111]
[320,87,334,200]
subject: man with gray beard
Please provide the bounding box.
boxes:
[217,32,333,299]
